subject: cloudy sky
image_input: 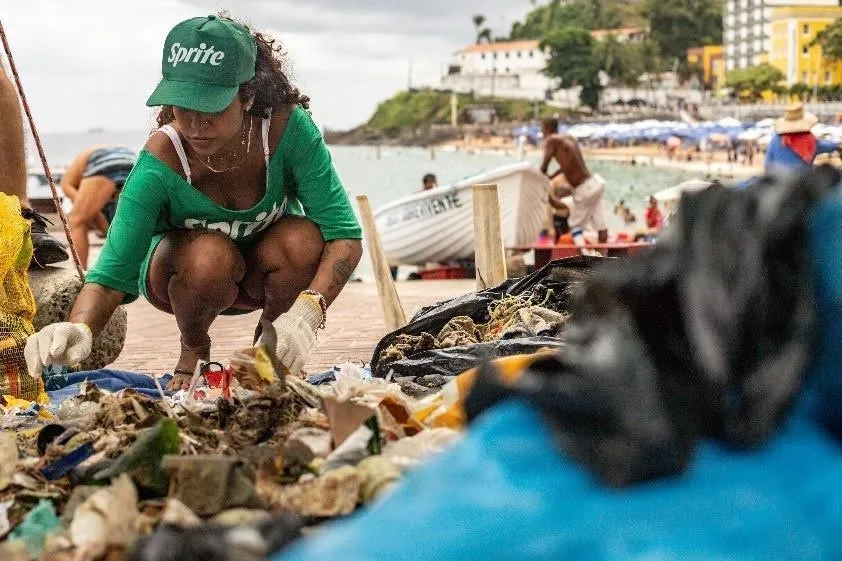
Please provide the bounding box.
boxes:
[2,0,534,133]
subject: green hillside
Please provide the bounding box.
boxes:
[366,89,560,132]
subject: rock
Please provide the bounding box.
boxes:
[212,509,271,527]
[415,374,450,389]
[28,266,127,371]
[282,428,332,466]
[257,466,362,518]
[394,377,436,398]
[162,455,264,517]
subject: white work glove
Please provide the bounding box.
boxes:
[24,322,93,378]
[272,292,325,375]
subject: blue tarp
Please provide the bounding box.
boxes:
[276,400,841,561]
[47,369,172,406]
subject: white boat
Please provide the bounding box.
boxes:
[373,162,549,265]
[27,166,66,214]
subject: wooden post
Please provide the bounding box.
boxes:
[375,145,381,160]
[356,195,407,332]
[429,146,436,160]
[472,184,508,290]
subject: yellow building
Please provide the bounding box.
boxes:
[768,6,842,87]
[687,45,726,89]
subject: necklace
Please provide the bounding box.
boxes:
[197,117,253,174]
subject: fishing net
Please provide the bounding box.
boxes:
[0,193,44,400]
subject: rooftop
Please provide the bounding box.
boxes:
[457,40,540,54]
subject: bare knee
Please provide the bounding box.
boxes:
[255,216,324,274]
[176,232,245,290]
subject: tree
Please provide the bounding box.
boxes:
[510,0,622,39]
[725,64,785,101]
[597,35,643,87]
[472,14,492,44]
[641,0,723,65]
[789,82,811,101]
[811,17,842,61]
[542,27,604,110]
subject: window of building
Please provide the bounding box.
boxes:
[481,53,486,60]
[803,46,809,55]
[504,52,509,58]
[803,71,808,82]
[826,71,832,83]
[753,54,761,65]
[504,67,510,73]
[517,51,522,58]
[492,53,497,59]
[727,0,734,12]
[529,50,534,57]
[753,8,762,20]
[803,24,810,34]
[740,56,748,67]
[753,39,761,51]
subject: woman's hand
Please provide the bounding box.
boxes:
[25,283,125,377]
[272,292,324,374]
[25,322,93,377]
[268,238,361,373]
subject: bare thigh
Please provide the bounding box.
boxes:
[145,229,247,314]
[240,215,325,320]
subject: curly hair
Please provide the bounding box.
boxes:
[156,13,310,127]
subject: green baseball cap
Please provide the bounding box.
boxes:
[146,15,257,113]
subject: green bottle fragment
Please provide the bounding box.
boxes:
[94,418,180,497]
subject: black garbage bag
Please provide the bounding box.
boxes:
[466,167,840,487]
[127,515,302,561]
[370,256,597,380]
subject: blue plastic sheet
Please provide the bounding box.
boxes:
[276,400,842,561]
[806,187,842,436]
[47,369,172,406]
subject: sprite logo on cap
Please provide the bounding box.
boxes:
[167,42,226,67]
[146,15,257,113]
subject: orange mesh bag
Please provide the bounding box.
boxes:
[0,193,44,400]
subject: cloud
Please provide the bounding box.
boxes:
[2,0,532,132]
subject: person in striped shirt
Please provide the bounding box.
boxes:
[60,145,136,268]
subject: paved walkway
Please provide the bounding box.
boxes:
[109,280,474,375]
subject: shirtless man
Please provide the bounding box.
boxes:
[0,56,68,267]
[540,118,608,243]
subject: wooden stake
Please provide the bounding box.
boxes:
[472,184,507,290]
[356,195,407,332]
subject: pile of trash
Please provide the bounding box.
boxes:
[0,329,461,561]
[370,257,595,391]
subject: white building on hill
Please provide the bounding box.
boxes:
[440,30,704,108]
[441,40,551,100]
[440,29,650,102]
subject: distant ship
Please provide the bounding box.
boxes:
[88,127,105,134]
